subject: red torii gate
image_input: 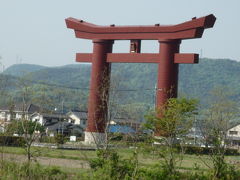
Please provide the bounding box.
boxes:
[66,14,216,144]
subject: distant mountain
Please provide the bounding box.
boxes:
[3,64,46,77]
[179,58,240,104]
[24,64,91,88]
[1,58,240,111]
[60,64,91,69]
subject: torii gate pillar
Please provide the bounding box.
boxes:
[157,39,181,107]
[85,40,113,143]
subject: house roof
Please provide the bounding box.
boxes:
[108,125,136,134]
[26,104,41,113]
[227,122,240,131]
[0,104,40,113]
[110,117,141,125]
[41,113,68,119]
[67,111,88,119]
[46,121,83,132]
[30,112,68,120]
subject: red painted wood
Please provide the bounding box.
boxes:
[65,14,216,136]
[66,14,215,40]
[76,53,198,64]
[156,40,181,107]
[74,28,202,40]
[76,53,92,62]
[106,53,160,63]
[66,14,215,34]
[86,40,113,133]
[174,53,199,64]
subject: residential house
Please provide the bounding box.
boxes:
[45,121,84,137]
[67,110,87,129]
[0,104,41,132]
[30,113,69,126]
[30,112,85,136]
[0,104,86,137]
[109,117,141,134]
[226,124,240,146]
[0,104,40,122]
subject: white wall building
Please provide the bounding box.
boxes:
[31,112,69,126]
[226,124,240,146]
[67,111,87,129]
[0,104,40,122]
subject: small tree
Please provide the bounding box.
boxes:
[144,98,198,175]
[6,119,44,162]
[199,87,238,178]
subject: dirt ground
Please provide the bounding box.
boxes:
[2,153,90,169]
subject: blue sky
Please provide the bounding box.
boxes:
[0,0,239,68]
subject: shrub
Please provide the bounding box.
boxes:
[89,150,136,179]
[109,133,123,141]
[0,161,67,180]
[45,166,67,178]
[39,136,56,143]
[0,135,24,147]
[180,146,239,155]
[54,134,65,145]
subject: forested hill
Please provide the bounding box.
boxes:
[179,58,240,103]
[1,58,240,111]
[3,64,46,77]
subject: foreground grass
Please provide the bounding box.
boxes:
[1,159,239,180]
[0,146,96,161]
[1,145,240,171]
[1,146,240,179]
[0,160,90,180]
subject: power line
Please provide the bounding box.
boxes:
[22,79,155,92]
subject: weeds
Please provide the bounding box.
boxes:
[0,160,67,180]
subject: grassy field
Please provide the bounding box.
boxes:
[2,145,240,171]
[1,145,240,179]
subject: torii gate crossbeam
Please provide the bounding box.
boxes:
[66,14,216,144]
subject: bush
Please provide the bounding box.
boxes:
[89,150,136,179]
[109,133,123,141]
[0,135,24,147]
[54,134,65,145]
[180,146,239,155]
[138,165,174,180]
[0,161,67,180]
[45,166,67,178]
[39,136,56,143]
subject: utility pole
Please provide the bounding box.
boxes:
[61,99,64,135]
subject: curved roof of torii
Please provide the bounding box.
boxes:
[66,14,216,40]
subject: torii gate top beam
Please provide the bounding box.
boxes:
[66,14,216,40]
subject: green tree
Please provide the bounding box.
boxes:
[6,120,44,162]
[199,86,238,178]
[6,120,44,136]
[144,98,198,175]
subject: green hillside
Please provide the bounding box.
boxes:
[0,58,240,112]
[3,64,46,77]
